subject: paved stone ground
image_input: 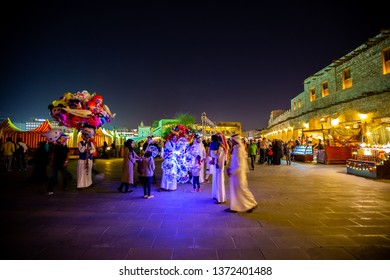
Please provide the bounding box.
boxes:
[1,157,390,260]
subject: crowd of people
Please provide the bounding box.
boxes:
[0,137,29,172]
[4,129,325,214]
[155,132,257,213]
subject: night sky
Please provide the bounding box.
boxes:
[1,1,388,131]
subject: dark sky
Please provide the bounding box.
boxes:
[1,1,388,131]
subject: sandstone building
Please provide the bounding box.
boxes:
[265,30,390,146]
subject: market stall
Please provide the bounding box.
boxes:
[0,118,23,142]
[346,144,390,179]
[293,145,313,162]
[317,146,353,164]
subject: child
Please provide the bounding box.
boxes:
[191,155,202,192]
[142,151,155,198]
[266,145,273,165]
[284,143,291,165]
[208,134,220,168]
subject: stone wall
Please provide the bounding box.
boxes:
[268,31,390,136]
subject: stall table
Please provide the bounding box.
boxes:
[293,145,313,162]
[317,146,352,164]
[346,159,390,179]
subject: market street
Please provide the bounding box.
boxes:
[1,158,390,260]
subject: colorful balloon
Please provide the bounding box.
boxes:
[48,90,116,130]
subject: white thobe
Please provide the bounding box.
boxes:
[77,141,96,188]
[210,145,226,203]
[192,141,207,183]
[228,143,257,212]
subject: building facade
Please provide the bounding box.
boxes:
[265,30,390,145]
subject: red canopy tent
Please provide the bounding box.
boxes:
[24,119,52,148]
[0,118,23,144]
[0,118,53,149]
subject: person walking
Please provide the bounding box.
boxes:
[226,134,257,213]
[118,139,140,193]
[142,150,155,198]
[46,130,71,195]
[248,139,258,170]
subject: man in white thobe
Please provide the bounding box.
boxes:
[226,134,257,213]
[209,134,228,204]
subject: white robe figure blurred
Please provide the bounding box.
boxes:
[192,135,207,183]
[160,135,178,191]
[209,134,228,204]
[226,134,257,213]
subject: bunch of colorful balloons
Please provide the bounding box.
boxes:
[48,90,116,130]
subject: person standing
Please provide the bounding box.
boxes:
[226,134,257,213]
[15,137,28,171]
[209,134,220,199]
[258,137,267,164]
[77,127,96,189]
[142,136,157,183]
[191,155,202,192]
[142,136,153,154]
[209,134,228,204]
[203,139,212,183]
[191,135,207,183]
[284,141,292,165]
[142,150,155,198]
[1,137,15,172]
[272,139,283,165]
[160,134,178,191]
[118,139,140,193]
[102,141,109,159]
[266,144,274,165]
[111,140,116,157]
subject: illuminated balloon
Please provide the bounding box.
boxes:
[185,153,195,166]
[177,171,190,184]
[187,145,197,155]
[146,145,159,157]
[162,158,175,172]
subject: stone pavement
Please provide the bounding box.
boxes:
[1,157,390,260]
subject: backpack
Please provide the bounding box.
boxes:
[18,142,28,153]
